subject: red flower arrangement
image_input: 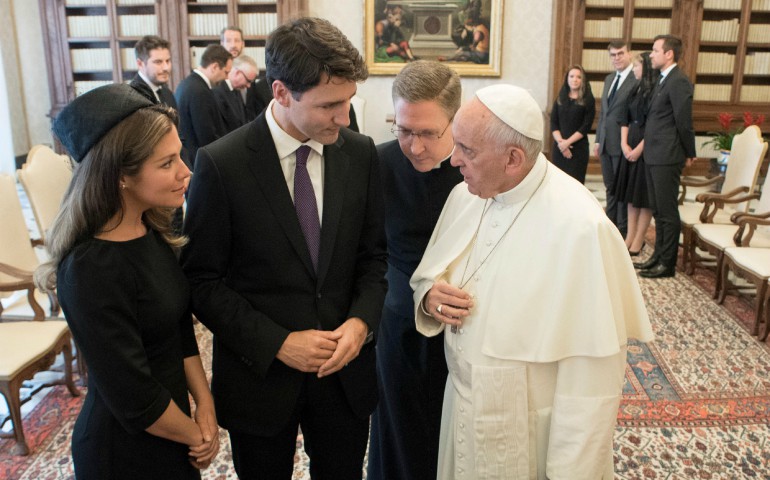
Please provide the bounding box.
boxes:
[703,112,766,151]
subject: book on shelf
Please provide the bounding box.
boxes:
[631,17,671,40]
[635,0,673,6]
[121,48,138,71]
[696,52,735,74]
[188,13,229,37]
[700,19,740,43]
[585,0,623,7]
[747,24,770,44]
[589,81,605,98]
[740,85,770,103]
[70,48,112,72]
[119,15,158,37]
[65,0,106,5]
[116,0,155,5]
[237,12,278,36]
[744,52,770,75]
[703,0,742,10]
[693,84,731,102]
[583,18,623,39]
[242,46,267,68]
[67,16,110,38]
[581,49,612,72]
[74,80,113,97]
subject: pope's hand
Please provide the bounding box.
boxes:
[424,280,474,327]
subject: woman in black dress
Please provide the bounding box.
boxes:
[615,52,655,256]
[35,84,219,479]
[550,65,596,184]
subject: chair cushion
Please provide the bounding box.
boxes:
[695,224,770,250]
[0,321,70,380]
[724,247,770,278]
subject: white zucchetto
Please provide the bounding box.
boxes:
[475,84,544,141]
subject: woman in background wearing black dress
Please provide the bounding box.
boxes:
[615,52,655,256]
[35,84,219,479]
[550,65,596,184]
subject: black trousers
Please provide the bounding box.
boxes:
[229,374,369,480]
[601,152,628,235]
[645,162,684,269]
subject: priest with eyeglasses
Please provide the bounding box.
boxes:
[410,84,654,480]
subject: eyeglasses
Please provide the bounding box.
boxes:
[391,121,451,143]
[237,69,257,87]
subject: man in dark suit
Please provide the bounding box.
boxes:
[594,40,638,237]
[130,35,177,109]
[174,44,231,168]
[367,60,463,480]
[182,17,387,479]
[636,34,696,278]
[213,55,257,134]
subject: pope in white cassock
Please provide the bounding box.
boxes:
[410,84,655,480]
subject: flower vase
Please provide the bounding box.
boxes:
[717,149,730,166]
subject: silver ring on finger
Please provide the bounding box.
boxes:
[436,304,443,314]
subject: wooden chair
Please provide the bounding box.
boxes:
[0,174,57,320]
[688,164,770,297]
[719,215,770,340]
[678,125,767,272]
[17,145,73,245]
[0,321,80,455]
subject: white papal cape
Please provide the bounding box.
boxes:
[411,154,654,480]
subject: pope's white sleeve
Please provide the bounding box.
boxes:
[545,348,626,480]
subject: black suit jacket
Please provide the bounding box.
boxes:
[596,70,638,157]
[174,72,225,167]
[129,74,178,109]
[181,114,387,436]
[244,78,273,121]
[213,82,247,134]
[645,65,696,166]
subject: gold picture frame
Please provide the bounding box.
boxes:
[365,0,503,76]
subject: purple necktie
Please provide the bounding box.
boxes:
[294,145,320,271]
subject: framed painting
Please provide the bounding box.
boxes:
[365,0,503,76]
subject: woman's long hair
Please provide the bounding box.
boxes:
[557,64,594,106]
[35,105,185,293]
[633,51,656,107]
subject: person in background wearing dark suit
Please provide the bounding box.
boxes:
[131,35,177,109]
[367,60,463,480]
[220,26,272,122]
[214,55,258,134]
[174,45,231,169]
[182,17,387,479]
[595,40,638,237]
[550,64,595,184]
[635,34,696,279]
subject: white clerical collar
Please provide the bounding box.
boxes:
[431,146,455,170]
[659,63,677,80]
[493,153,547,206]
[265,99,324,159]
[193,69,212,89]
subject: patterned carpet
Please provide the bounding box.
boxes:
[2,254,770,479]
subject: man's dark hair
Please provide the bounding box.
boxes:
[220,26,243,43]
[265,17,368,98]
[200,44,232,69]
[134,35,171,62]
[653,34,683,62]
[607,40,629,51]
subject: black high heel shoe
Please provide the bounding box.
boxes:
[628,242,645,257]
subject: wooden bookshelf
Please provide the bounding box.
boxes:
[39,0,307,121]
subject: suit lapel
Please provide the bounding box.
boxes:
[316,137,350,287]
[245,118,318,277]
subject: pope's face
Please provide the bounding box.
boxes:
[393,98,454,173]
[450,99,511,199]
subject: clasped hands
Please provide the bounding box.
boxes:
[188,402,219,469]
[556,139,573,158]
[423,280,474,329]
[277,317,368,378]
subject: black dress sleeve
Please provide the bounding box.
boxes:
[59,245,173,434]
[550,100,561,134]
[577,99,596,136]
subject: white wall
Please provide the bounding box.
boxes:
[309,0,555,144]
